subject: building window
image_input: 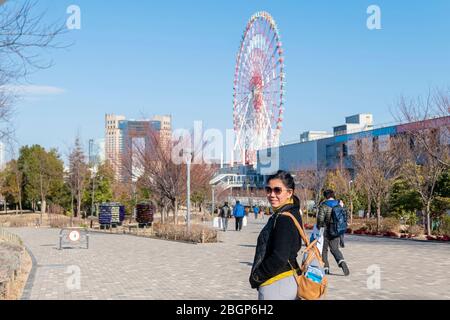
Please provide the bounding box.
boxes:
[342,143,348,157]
[326,144,336,159]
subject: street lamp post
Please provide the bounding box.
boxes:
[183,150,192,232]
[86,166,97,229]
[91,171,95,218]
[90,166,97,218]
[211,186,215,216]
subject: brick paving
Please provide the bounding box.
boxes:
[7,217,450,300]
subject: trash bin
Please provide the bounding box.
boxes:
[136,203,155,228]
[99,203,125,228]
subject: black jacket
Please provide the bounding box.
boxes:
[249,197,303,289]
[219,205,231,218]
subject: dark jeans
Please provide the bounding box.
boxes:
[235,217,244,231]
[323,236,345,269]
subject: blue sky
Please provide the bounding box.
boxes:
[8,0,450,156]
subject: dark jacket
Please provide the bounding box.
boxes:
[317,199,339,238]
[249,197,302,289]
[219,205,231,218]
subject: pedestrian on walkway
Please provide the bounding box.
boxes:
[219,202,231,232]
[253,206,260,220]
[317,190,350,276]
[249,170,302,300]
[233,201,245,231]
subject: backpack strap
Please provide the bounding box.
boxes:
[281,212,325,270]
[281,212,310,246]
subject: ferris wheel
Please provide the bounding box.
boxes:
[233,11,285,165]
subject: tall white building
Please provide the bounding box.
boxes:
[152,114,172,147]
[105,114,126,179]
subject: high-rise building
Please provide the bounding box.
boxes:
[105,114,126,179]
[152,114,172,147]
[105,114,172,181]
[119,119,162,181]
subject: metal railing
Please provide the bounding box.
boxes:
[0,228,23,246]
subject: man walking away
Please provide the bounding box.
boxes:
[233,201,245,231]
[317,190,350,276]
[253,206,260,220]
[219,202,231,232]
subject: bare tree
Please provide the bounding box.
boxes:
[129,129,184,224]
[325,167,354,223]
[399,132,447,235]
[0,1,66,79]
[353,137,401,231]
[122,126,214,225]
[293,181,313,225]
[0,0,66,139]
[354,172,372,220]
[0,74,14,140]
[1,2,68,214]
[395,88,450,168]
[68,137,88,218]
[295,166,327,218]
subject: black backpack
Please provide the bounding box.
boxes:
[327,203,348,238]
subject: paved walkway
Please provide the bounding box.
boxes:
[8,217,450,300]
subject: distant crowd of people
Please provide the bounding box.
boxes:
[217,202,272,232]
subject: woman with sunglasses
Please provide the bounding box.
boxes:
[249,170,302,300]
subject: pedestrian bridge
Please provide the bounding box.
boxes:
[209,173,264,191]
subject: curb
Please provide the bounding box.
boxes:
[20,246,36,300]
[348,233,450,244]
[87,229,205,245]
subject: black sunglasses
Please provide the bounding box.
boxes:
[265,186,291,195]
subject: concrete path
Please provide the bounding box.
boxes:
[8,217,450,300]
